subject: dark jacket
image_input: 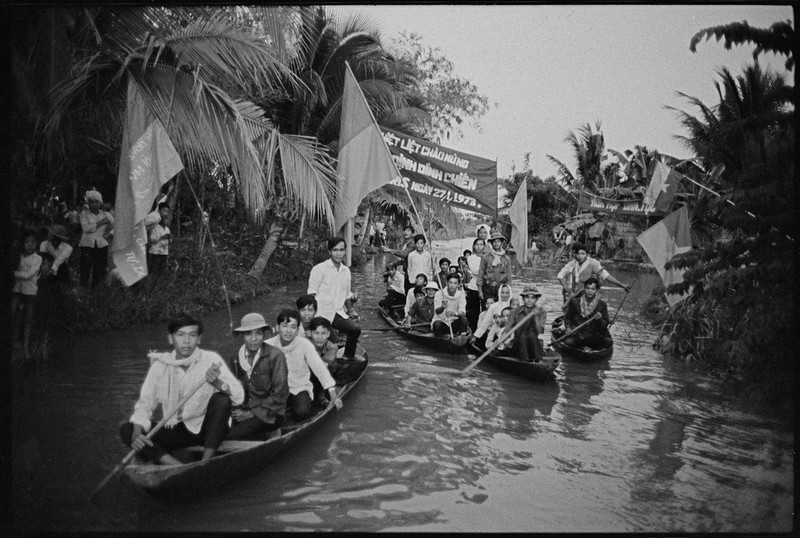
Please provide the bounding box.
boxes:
[409,296,436,324]
[229,342,289,424]
[565,297,609,339]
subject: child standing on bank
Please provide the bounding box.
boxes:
[12,231,43,360]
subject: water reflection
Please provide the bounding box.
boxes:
[557,359,610,439]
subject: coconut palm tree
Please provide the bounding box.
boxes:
[42,5,337,230]
[690,19,795,70]
[546,121,609,193]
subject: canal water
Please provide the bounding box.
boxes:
[11,239,794,532]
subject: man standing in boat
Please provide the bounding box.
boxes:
[477,231,512,302]
[556,242,630,304]
[406,233,435,285]
[382,224,415,290]
[119,313,244,465]
[307,237,361,361]
[562,277,613,350]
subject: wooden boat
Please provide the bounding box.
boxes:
[466,343,560,382]
[123,345,368,501]
[550,315,613,361]
[377,305,471,354]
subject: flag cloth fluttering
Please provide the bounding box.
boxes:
[509,177,529,266]
[636,204,693,306]
[111,79,183,286]
[643,160,682,214]
[333,63,402,231]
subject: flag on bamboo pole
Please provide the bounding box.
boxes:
[333,63,402,231]
[643,160,682,214]
[111,79,183,286]
[636,204,692,306]
[509,177,529,266]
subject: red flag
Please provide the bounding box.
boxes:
[643,160,682,214]
[111,79,183,286]
[636,205,692,306]
[509,177,529,265]
[333,63,402,231]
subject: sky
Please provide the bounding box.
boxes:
[330,4,793,179]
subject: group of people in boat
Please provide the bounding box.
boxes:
[119,236,366,466]
[379,223,631,360]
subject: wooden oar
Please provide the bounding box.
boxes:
[609,268,643,326]
[551,313,602,344]
[362,322,431,332]
[89,376,208,503]
[460,307,540,375]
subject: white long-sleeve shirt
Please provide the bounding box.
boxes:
[40,241,73,275]
[432,287,467,323]
[129,348,244,434]
[307,258,353,321]
[407,249,434,282]
[79,209,114,248]
[266,335,335,397]
[13,253,42,296]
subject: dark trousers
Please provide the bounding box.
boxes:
[562,332,613,349]
[432,315,469,337]
[80,245,108,288]
[288,391,314,421]
[379,289,406,311]
[147,253,168,276]
[465,289,483,331]
[513,331,544,362]
[332,313,361,359]
[119,392,232,463]
[227,414,283,440]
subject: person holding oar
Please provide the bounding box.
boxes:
[556,242,630,306]
[118,313,244,465]
[432,273,469,338]
[506,286,547,362]
[561,277,613,350]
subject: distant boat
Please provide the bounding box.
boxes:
[123,346,368,501]
[377,305,471,354]
[550,315,613,361]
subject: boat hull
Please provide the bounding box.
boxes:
[123,347,368,501]
[467,343,560,381]
[378,306,470,354]
[550,315,613,361]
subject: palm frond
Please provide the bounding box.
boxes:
[546,155,576,186]
[277,133,337,228]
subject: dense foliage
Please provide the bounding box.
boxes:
[654,22,795,398]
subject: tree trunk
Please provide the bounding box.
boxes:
[247,220,284,279]
[358,206,371,247]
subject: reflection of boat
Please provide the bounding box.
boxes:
[123,346,368,501]
[550,315,613,361]
[466,343,560,382]
[378,305,471,354]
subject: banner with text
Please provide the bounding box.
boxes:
[380,127,497,216]
[578,191,668,216]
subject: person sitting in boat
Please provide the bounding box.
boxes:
[562,277,612,350]
[486,306,515,351]
[119,313,244,465]
[471,283,513,349]
[506,286,547,362]
[403,273,429,318]
[227,313,289,440]
[432,273,469,338]
[405,281,438,331]
[435,257,451,289]
[407,233,434,286]
[379,260,407,317]
[309,316,366,384]
[477,232,512,303]
[556,243,630,307]
[296,294,318,337]
[381,224,415,290]
[476,296,495,331]
[307,236,361,361]
[266,309,340,420]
